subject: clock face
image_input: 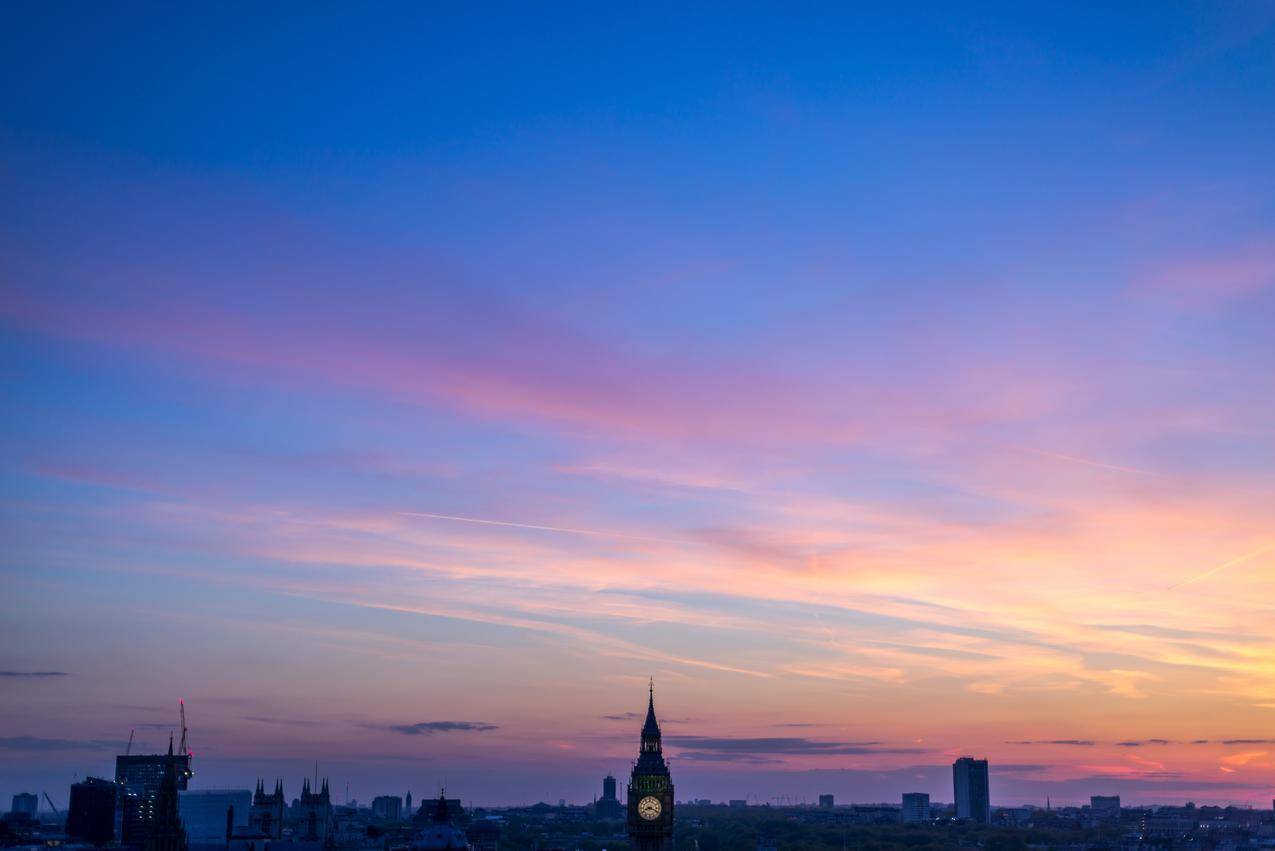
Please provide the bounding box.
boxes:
[638,795,662,820]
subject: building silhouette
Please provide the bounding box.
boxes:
[901,792,929,823]
[952,757,990,824]
[411,792,469,851]
[67,778,117,845]
[1090,795,1120,824]
[249,781,285,840]
[9,794,38,819]
[141,738,188,851]
[627,681,674,851]
[371,796,402,821]
[116,745,192,847]
[596,775,623,819]
[295,779,332,841]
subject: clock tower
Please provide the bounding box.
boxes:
[628,680,674,851]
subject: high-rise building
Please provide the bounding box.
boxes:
[116,746,192,847]
[818,794,834,809]
[952,757,990,824]
[405,791,412,816]
[372,796,402,820]
[9,793,38,818]
[179,790,250,846]
[596,775,623,819]
[1090,795,1120,823]
[142,739,187,851]
[248,780,284,840]
[67,778,117,845]
[628,681,674,851]
[900,792,930,823]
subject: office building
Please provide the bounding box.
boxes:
[67,778,117,845]
[117,748,192,847]
[952,757,991,824]
[596,775,623,819]
[818,794,834,809]
[1091,795,1120,823]
[901,792,930,823]
[372,796,403,820]
[10,794,38,819]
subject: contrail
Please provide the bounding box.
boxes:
[1170,543,1275,590]
[1015,446,1159,477]
[398,511,697,546]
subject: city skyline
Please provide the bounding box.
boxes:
[4,2,1275,813]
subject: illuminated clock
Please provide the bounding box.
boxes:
[638,796,662,820]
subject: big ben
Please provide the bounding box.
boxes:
[628,680,674,851]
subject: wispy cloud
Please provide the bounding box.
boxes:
[0,671,69,678]
[0,736,118,751]
[368,721,499,736]
[243,716,323,728]
[666,736,926,756]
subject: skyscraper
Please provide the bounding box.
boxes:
[67,778,117,845]
[116,746,192,847]
[952,757,991,824]
[142,738,187,851]
[596,775,623,819]
[627,681,674,851]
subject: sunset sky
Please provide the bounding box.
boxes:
[2,3,1275,809]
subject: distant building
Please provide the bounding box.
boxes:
[953,757,991,824]
[249,780,285,839]
[142,739,188,851]
[116,746,192,847]
[728,800,748,808]
[10,794,38,818]
[372,796,403,820]
[901,793,930,823]
[406,791,412,815]
[413,798,465,828]
[818,795,834,809]
[179,790,250,846]
[67,778,117,845]
[595,775,623,819]
[294,779,332,841]
[411,792,470,851]
[1090,795,1120,823]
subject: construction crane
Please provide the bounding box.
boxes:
[42,792,60,820]
[125,728,135,756]
[178,699,194,781]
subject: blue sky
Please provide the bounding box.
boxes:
[3,1,1275,807]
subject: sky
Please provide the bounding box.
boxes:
[2,1,1275,810]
